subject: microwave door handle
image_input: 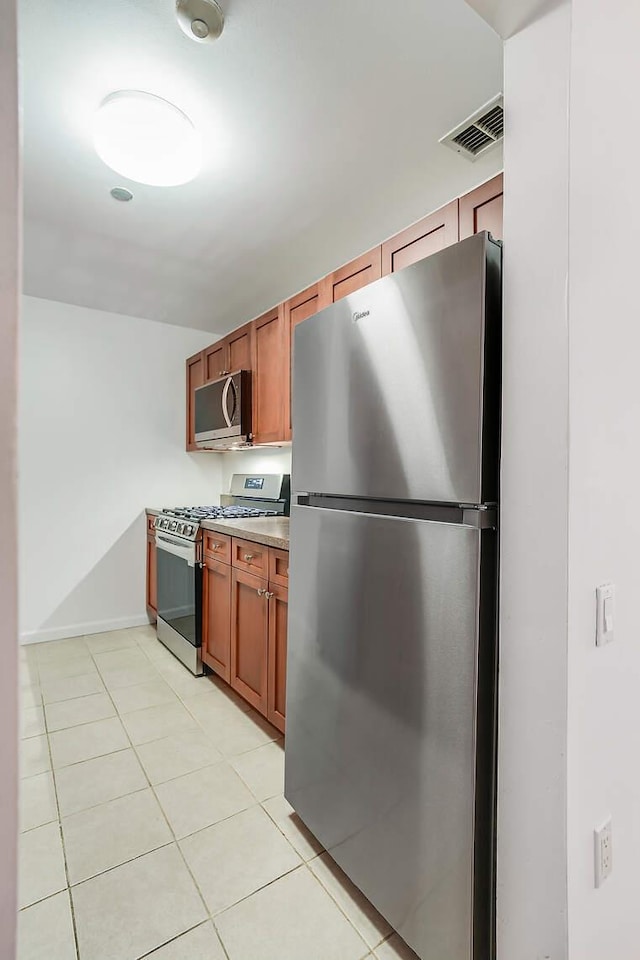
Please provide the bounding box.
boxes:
[228,378,238,421]
[221,377,233,429]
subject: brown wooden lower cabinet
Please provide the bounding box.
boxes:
[202,554,231,682]
[230,567,270,715]
[146,516,157,620]
[201,537,289,730]
[267,583,288,734]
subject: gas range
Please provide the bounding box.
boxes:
[155,504,279,541]
[154,473,290,542]
[153,473,290,676]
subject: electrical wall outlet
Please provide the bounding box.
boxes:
[594,819,613,887]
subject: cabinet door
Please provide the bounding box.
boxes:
[268,548,289,589]
[186,351,204,451]
[146,534,157,619]
[322,247,382,303]
[252,306,285,444]
[204,341,227,382]
[227,323,252,373]
[283,284,322,441]
[202,555,231,681]
[230,568,269,715]
[381,200,459,276]
[459,173,503,240]
[267,582,288,734]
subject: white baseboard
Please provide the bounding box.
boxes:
[20,614,153,646]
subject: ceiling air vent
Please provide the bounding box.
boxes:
[440,95,504,162]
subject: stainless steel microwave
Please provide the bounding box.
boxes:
[194,370,252,448]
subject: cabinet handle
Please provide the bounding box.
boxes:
[257,587,266,597]
[212,542,222,550]
[244,553,255,561]
[265,591,275,600]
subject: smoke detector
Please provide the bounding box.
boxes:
[176,0,224,43]
[440,95,504,162]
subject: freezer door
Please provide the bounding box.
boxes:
[285,504,495,960]
[292,232,501,505]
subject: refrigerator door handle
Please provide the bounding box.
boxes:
[295,494,497,529]
[462,507,498,530]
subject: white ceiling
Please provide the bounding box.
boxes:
[20,0,503,334]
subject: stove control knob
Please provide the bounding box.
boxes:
[186,524,194,536]
[176,523,183,534]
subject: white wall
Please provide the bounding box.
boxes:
[498,5,571,957]
[497,1,640,956]
[0,0,19,951]
[219,448,292,496]
[19,297,224,643]
[566,1,640,955]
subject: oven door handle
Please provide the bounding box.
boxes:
[221,376,234,429]
[156,534,197,567]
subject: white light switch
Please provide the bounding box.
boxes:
[596,584,615,646]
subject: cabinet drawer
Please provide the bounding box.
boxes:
[268,548,290,587]
[147,514,157,536]
[232,538,268,577]
[204,531,232,564]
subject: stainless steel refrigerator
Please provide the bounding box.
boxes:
[285,232,501,960]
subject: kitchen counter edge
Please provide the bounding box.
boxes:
[200,517,289,550]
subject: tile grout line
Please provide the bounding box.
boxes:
[39,641,83,960]
[135,919,228,960]
[42,629,165,958]
[121,631,300,958]
[88,632,234,960]
[23,630,282,956]
[26,628,390,960]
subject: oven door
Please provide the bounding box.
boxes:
[155,533,203,675]
[194,370,251,446]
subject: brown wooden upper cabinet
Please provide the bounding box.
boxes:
[204,322,253,382]
[252,306,285,444]
[283,283,324,441]
[186,173,503,451]
[381,200,459,276]
[186,351,204,451]
[204,342,225,382]
[321,246,382,304]
[459,173,503,241]
[227,322,253,374]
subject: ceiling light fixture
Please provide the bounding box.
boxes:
[176,0,224,44]
[93,91,202,187]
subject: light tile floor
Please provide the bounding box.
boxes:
[18,625,418,960]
